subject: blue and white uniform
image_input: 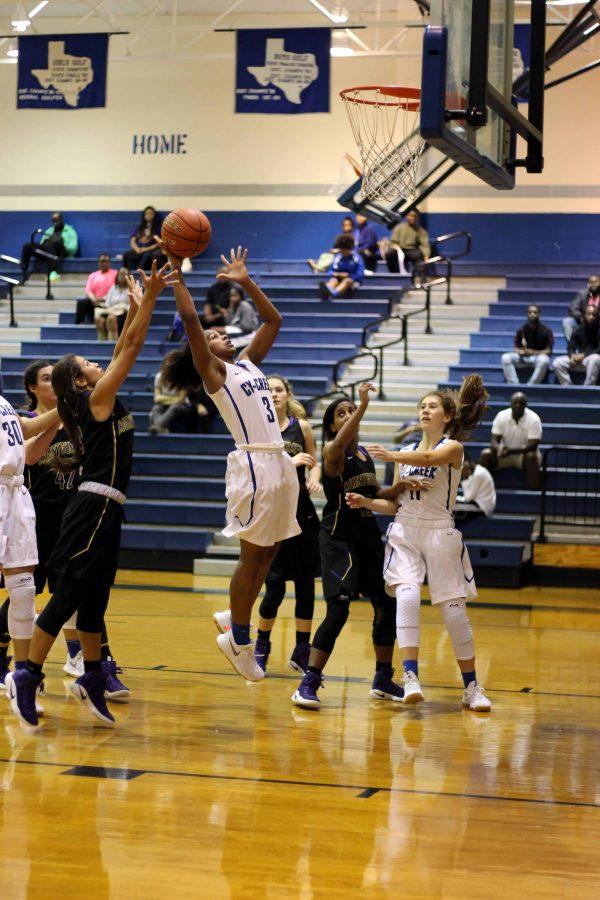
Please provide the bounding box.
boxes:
[208,360,300,547]
[0,395,37,568]
[383,438,476,603]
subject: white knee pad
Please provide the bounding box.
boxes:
[395,583,421,649]
[62,613,78,630]
[5,572,36,640]
[439,597,474,660]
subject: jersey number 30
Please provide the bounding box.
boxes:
[2,420,23,447]
[262,396,275,423]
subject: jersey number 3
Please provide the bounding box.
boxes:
[262,396,275,423]
[2,420,23,447]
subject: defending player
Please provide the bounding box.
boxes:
[351,375,492,712]
[291,384,430,710]
[254,375,321,675]
[6,261,176,729]
[159,244,300,683]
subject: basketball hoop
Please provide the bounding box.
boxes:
[340,86,425,203]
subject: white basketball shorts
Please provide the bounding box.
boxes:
[0,485,38,569]
[222,448,301,547]
[383,518,476,604]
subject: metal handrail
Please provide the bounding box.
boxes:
[0,273,20,328]
[434,230,472,260]
[539,444,600,542]
[304,349,379,414]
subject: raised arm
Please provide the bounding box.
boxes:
[368,439,464,469]
[89,261,178,421]
[19,408,60,439]
[105,278,141,371]
[323,382,375,476]
[24,424,60,465]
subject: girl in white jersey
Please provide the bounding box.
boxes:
[0,395,59,702]
[347,375,492,712]
[159,243,300,683]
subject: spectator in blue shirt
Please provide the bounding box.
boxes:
[319,234,365,300]
[355,213,379,273]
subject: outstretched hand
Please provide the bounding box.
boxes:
[346,491,366,509]
[124,274,143,308]
[154,235,184,272]
[367,443,393,462]
[137,259,180,297]
[216,246,249,285]
[358,382,376,405]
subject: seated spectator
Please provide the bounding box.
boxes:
[393,420,421,446]
[123,206,166,271]
[307,216,355,273]
[562,274,600,341]
[94,267,130,341]
[75,253,118,324]
[201,266,231,327]
[20,212,78,284]
[148,367,196,435]
[501,304,553,385]
[479,391,542,489]
[382,209,430,274]
[225,286,259,340]
[318,235,365,300]
[355,213,379,273]
[553,304,600,386]
[454,454,497,521]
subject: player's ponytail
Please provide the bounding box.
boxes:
[267,374,307,420]
[421,374,488,442]
[50,355,85,471]
[23,359,53,410]
[162,342,202,392]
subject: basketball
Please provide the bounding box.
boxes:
[161,208,211,258]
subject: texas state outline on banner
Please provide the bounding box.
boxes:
[31,41,94,107]
[247,38,319,105]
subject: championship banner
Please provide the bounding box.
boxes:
[236,28,330,114]
[17,33,109,109]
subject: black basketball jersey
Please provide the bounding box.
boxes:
[25,423,77,504]
[282,416,306,485]
[321,445,379,539]
[76,393,134,494]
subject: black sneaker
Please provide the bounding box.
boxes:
[69,671,116,726]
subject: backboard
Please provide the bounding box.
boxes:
[420,0,546,190]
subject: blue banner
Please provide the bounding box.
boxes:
[236,28,330,114]
[17,33,109,110]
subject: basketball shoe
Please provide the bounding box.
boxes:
[5,669,43,729]
[68,672,115,726]
[216,632,265,682]
[369,667,404,702]
[462,681,492,712]
[102,658,131,701]
[63,650,84,678]
[402,670,425,704]
[213,609,232,634]
[291,671,323,709]
[254,637,271,673]
[0,653,12,692]
[288,642,310,675]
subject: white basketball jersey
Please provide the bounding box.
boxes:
[0,395,25,477]
[395,439,462,524]
[209,359,283,447]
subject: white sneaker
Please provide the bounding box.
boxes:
[63,651,85,678]
[402,670,425,704]
[462,681,492,712]
[216,632,265,683]
[213,609,232,634]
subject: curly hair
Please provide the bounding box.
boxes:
[161,342,202,392]
[420,374,488,442]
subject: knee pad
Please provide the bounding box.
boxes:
[395,583,421,649]
[5,572,36,640]
[312,594,351,653]
[293,579,315,622]
[259,580,286,619]
[439,597,474,660]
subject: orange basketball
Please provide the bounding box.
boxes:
[161,208,212,259]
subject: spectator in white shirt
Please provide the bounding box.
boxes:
[454,455,497,520]
[479,392,542,489]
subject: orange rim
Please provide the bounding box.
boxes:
[340,85,421,110]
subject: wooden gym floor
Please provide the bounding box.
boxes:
[1,571,599,899]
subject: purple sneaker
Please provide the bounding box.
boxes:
[369,667,404,702]
[0,654,12,693]
[254,637,271,673]
[5,669,43,729]
[288,643,310,675]
[102,658,131,702]
[68,671,115,727]
[291,671,323,709]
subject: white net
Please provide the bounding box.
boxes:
[341,86,425,204]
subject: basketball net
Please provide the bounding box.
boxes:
[340,86,425,204]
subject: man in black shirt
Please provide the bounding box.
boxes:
[501,304,554,384]
[553,304,600,385]
[563,274,600,340]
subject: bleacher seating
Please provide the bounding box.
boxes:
[1,258,598,587]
